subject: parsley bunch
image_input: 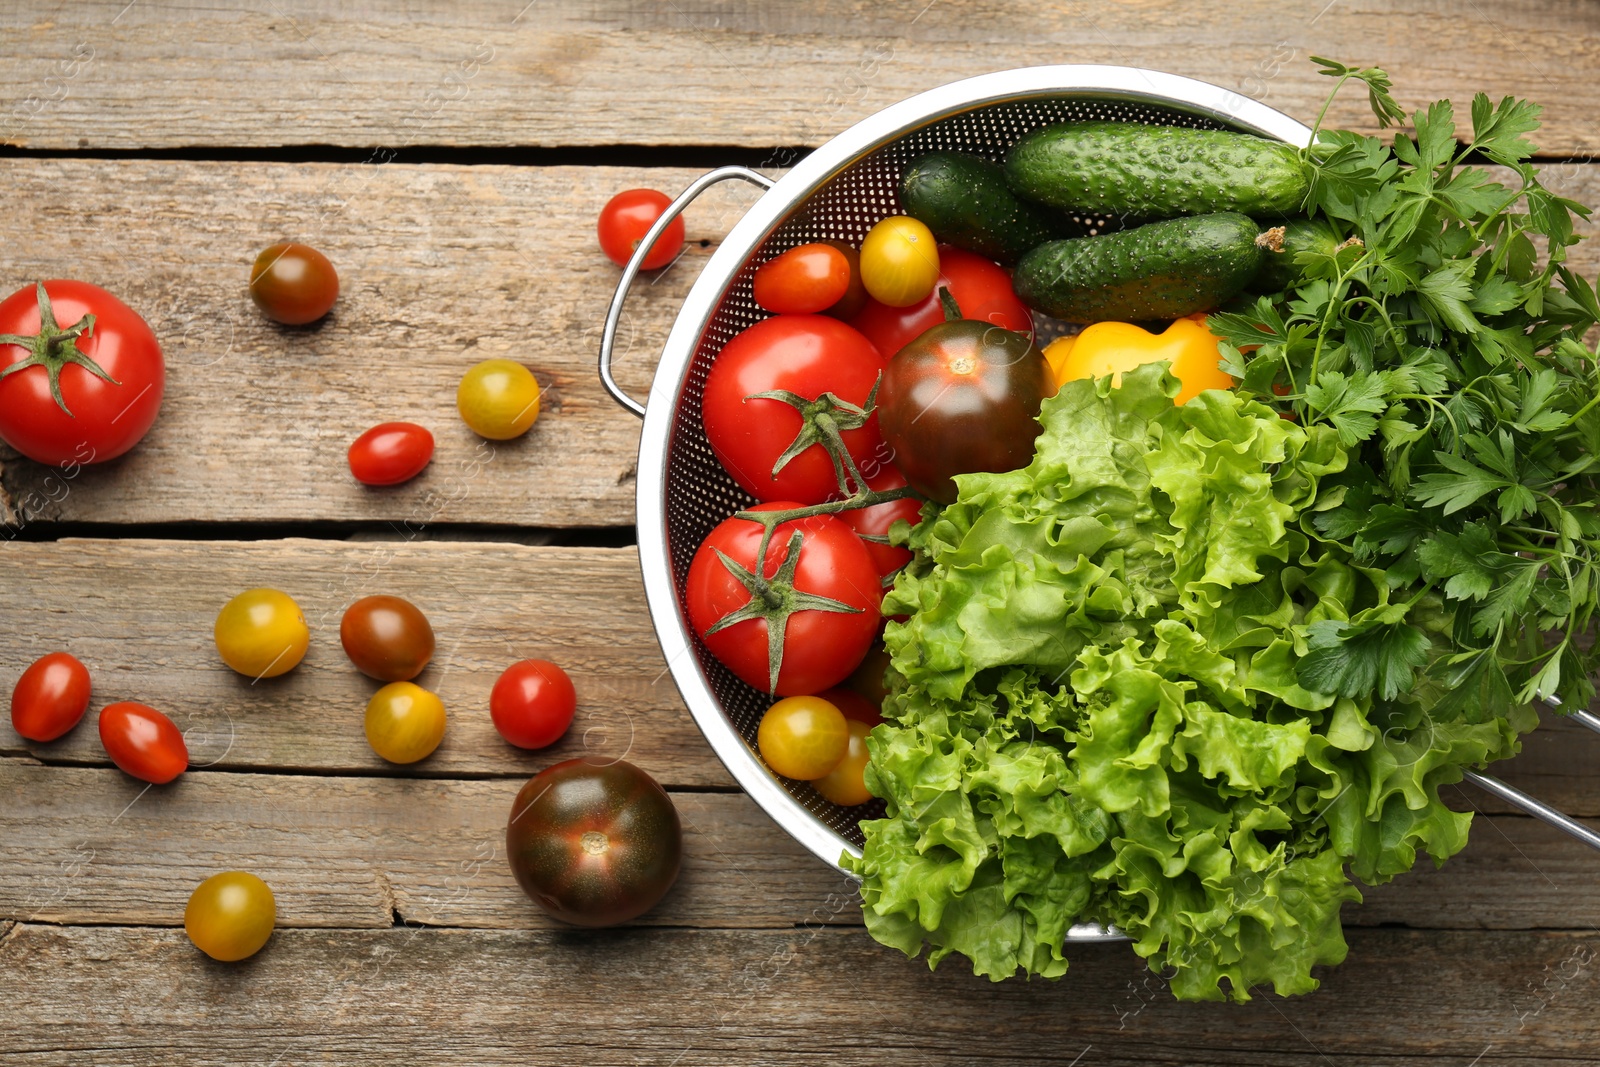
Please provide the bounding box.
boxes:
[1211,58,1600,713]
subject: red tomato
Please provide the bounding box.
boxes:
[9,651,92,742]
[491,659,577,750]
[98,701,188,784]
[816,686,883,728]
[838,464,921,581]
[850,246,1033,359]
[598,189,685,271]
[685,503,880,696]
[0,280,164,466]
[753,243,851,314]
[348,422,434,486]
[702,315,886,504]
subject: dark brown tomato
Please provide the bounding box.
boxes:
[506,758,682,928]
[340,595,435,682]
[876,319,1050,503]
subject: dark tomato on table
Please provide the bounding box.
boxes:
[850,246,1033,359]
[685,503,880,696]
[9,651,92,742]
[348,422,434,486]
[838,463,921,582]
[491,659,577,750]
[753,243,851,314]
[340,594,435,681]
[98,701,188,784]
[701,315,885,504]
[877,318,1052,503]
[597,188,685,271]
[249,243,339,325]
[0,280,165,466]
[506,757,682,927]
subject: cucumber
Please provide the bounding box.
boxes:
[899,150,1074,264]
[1250,217,1340,293]
[1012,212,1263,323]
[1004,122,1309,219]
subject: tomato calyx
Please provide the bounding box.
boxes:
[0,282,119,417]
[746,377,880,495]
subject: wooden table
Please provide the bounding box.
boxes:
[3,3,1600,1063]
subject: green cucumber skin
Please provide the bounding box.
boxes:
[1251,217,1340,293]
[1005,122,1309,219]
[899,150,1073,264]
[1013,212,1263,323]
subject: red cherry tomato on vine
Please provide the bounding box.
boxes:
[598,189,685,271]
[0,280,165,466]
[851,246,1033,359]
[753,243,852,314]
[685,503,880,696]
[702,315,886,504]
[249,243,339,325]
[9,651,92,742]
[490,659,577,750]
[348,422,434,486]
[98,701,188,784]
[838,463,921,582]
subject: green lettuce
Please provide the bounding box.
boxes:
[846,364,1533,1001]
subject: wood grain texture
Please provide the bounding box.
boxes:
[7,1,1600,153]
[2,923,1598,1065]
[3,760,1597,934]
[0,158,764,528]
[0,538,735,786]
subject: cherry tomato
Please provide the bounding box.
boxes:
[686,504,881,696]
[98,701,187,784]
[1043,317,1233,405]
[813,719,874,806]
[248,242,339,325]
[877,318,1052,503]
[340,595,435,681]
[506,758,682,927]
[348,422,434,486]
[838,463,921,583]
[0,280,165,466]
[597,189,684,271]
[753,243,851,314]
[214,588,309,679]
[702,315,886,504]
[757,695,848,780]
[184,871,276,962]
[9,651,91,742]
[859,216,940,307]
[491,659,577,750]
[364,681,446,764]
[817,686,882,728]
[457,359,540,440]
[852,246,1034,359]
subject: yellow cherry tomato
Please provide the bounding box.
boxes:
[757,695,848,781]
[184,871,276,962]
[813,718,873,806]
[457,358,541,440]
[859,216,940,308]
[365,681,446,764]
[213,588,309,679]
[1044,316,1234,405]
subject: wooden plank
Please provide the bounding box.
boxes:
[0,159,763,528]
[3,760,1596,933]
[7,2,1600,154]
[0,538,735,786]
[2,923,1597,1065]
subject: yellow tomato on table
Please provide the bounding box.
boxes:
[1043,316,1233,405]
[184,871,276,962]
[213,588,309,679]
[457,358,541,440]
[365,681,447,764]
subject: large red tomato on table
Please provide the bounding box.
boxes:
[850,246,1033,360]
[686,503,880,697]
[0,281,165,465]
[701,315,885,504]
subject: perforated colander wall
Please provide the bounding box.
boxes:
[661,93,1235,847]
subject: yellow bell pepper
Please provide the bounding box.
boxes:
[1042,316,1233,405]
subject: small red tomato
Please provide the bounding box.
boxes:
[348,422,434,486]
[851,246,1033,359]
[598,189,685,271]
[838,463,921,583]
[98,701,188,784]
[10,651,92,742]
[816,686,883,728]
[490,659,577,750]
[753,243,852,314]
[249,243,339,325]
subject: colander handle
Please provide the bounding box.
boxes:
[598,165,776,418]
